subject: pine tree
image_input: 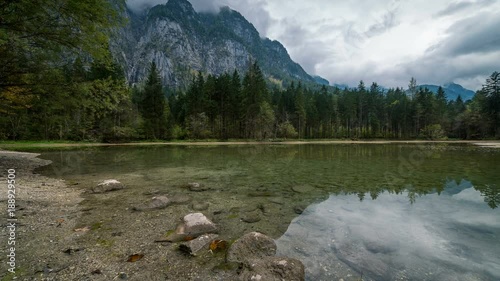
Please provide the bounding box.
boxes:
[140,61,168,139]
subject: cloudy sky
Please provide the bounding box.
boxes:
[127,0,500,90]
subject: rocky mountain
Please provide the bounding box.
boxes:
[110,0,316,89]
[419,83,476,101]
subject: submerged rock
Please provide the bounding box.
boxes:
[241,210,262,223]
[228,232,305,281]
[183,213,217,234]
[187,182,209,192]
[132,196,171,211]
[169,194,192,205]
[227,232,276,265]
[192,201,210,211]
[240,257,305,281]
[179,234,219,256]
[293,205,307,214]
[166,213,218,242]
[91,180,125,193]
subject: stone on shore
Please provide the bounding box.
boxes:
[91,180,125,193]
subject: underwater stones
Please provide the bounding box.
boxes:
[191,201,210,211]
[166,213,217,242]
[91,180,125,193]
[187,182,209,192]
[227,232,277,264]
[241,210,262,223]
[293,205,307,214]
[228,232,305,281]
[169,194,192,205]
[132,196,171,211]
[179,234,219,256]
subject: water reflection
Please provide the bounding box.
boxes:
[276,183,500,281]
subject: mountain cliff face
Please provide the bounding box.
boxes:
[110,0,315,89]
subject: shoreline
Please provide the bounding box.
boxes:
[0,150,84,279]
[1,139,499,149]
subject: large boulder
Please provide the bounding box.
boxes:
[91,180,125,193]
[166,213,217,242]
[227,232,277,265]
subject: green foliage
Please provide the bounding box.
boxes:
[0,0,125,90]
[277,120,298,139]
[420,124,446,140]
[138,62,169,139]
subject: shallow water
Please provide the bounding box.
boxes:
[36,143,500,280]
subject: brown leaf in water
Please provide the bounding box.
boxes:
[184,236,195,241]
[127,254,144,262]
[209,240,228,252]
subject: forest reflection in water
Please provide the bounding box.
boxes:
[277,180,500,281]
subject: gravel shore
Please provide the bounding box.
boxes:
[0,150,246,280]
[0,150,83,280]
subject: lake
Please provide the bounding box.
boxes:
[36,143,500,281]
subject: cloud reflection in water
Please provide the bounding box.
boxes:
[276,181,500,281]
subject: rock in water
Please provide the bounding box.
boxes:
[191,201,210,211]
[92,180,125,193]
[183,213,217,234]
[187,182,209,192]
[179,234,219,256]
[166,213,218,242]
[133,196,171,211]
[241,210,261,223]
[226,232,276,265]
[228,232,305,280]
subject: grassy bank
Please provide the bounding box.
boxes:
[1,139,499,150]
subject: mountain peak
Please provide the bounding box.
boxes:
[167,0,196,13]
[113,0,315,88]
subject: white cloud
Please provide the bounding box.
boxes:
[126,0,500,90]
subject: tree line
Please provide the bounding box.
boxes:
[1,57,499,141]
[1,0,499,141]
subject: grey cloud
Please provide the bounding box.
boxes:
[126,0,167,13]
[126,0,273,36]
[438,13,500,56]
[279,20,333,74]
[436,0,495,17]
[364,9,399,38]
[189,0,220,13]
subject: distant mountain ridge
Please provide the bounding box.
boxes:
[111,0,316,89]
[419,83,475,101]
